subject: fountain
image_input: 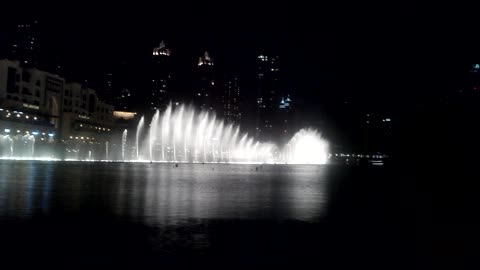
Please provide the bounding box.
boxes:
[149,110,160,161]
[121,129,127,161]
[105,141,109,160]
[283,128,329,164]
[136,116,145,160]
[0,103,329,164]
[135,104,279,163]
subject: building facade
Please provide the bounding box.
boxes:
[195,51,217,111]
[222,75,241,125]
[256,54,290,142]
[0,59,117,159]
[151,41,171,110]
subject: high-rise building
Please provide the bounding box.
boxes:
[9,20,39,68]
[222,75,241,125]
[195,51,216,111]
[105,61,132,112]
[150,41,171,110]
[278,93,293,139]
[7,20,63,76]
[255,54,284,141]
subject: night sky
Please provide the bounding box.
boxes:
[1,2,478,146]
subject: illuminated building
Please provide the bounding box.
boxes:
[7,20,63,75]
[0,59,116,150]
[255,54,284,141]
[0,59,63,131]
[9,20,39,67]
[195,51,217,111]
[222,75,241,125]
[151,41,171,110]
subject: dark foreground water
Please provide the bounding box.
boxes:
[0,161,464,269]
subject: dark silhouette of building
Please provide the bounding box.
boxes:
[255,54,285,141]
[222,75,241,125]
[104,61,132,111]
[150,41,171,110]
[8,20,39,68]
[195,51,216,111]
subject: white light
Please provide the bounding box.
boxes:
[285,129,329,164]
[17,130,20,133]
[32,131,39,135]
[48,133,54,137]
[34,117,37,120]
[4,129,10,133]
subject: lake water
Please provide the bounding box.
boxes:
[0,161,422,269]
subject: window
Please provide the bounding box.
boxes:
[34,101,39,105]
[36,80,40,86]
[22,87,31,95]
[7,67,16,93]
[35,89,40,97]
[22,70,31,82]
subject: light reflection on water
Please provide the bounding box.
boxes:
[0,161,330,225]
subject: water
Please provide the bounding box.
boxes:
[0,161,329,223]
[140,103,276,163]
[0,161,417,269]
[0,161,334,267]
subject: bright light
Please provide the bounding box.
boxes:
[48,133,54,137]
[32,131,39,135]
[4,129,10,133]
[285,128,329,164]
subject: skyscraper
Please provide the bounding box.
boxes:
[9,20,39,67]
[150,41,171,110]
[7,20,63,76]
[105,61,132,111]
[195,51,216,111]
[222,75,241,125]
[255,54,283,141]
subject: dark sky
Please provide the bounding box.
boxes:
[1,2,479,144]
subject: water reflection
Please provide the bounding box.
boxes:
[0,161,54,219]
[0,161,330,225]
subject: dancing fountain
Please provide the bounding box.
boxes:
[0,103,329,164]
[138,103,275,163]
